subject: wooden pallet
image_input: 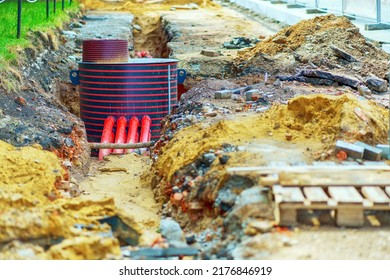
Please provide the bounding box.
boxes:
[227,164,390,186]
[273,185,390,227]
[228,163,390,227]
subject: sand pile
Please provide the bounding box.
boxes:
[0,141,120,259]
[155,94,389,181]
[79,154,161,232]
[241,15,389,79]
[0,141,64,208]
[249,15,353,56]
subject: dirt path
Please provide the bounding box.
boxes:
[233,228,390,260]
[79,154,160,232]
[64,3,282,235]
[79,11,134,40]
[1,0,389,261]
[64,10,161,233]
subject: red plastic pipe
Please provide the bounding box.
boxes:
[138,116,151,155]
[98,116,115,161]
[113,116,127,154]
[126,116,140,153]
[134,50,153,58]
[109,130,115,144]
[139,115,151,144]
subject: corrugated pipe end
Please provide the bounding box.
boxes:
[98,116,115,161]
[97,115,152,160]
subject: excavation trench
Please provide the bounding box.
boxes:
[132,14,170,59]
[70,9,243,255]
[68,12,174,248]
[0,10,181,259]
[2,0,390,260]
[56,5,281,255]
[57,14,176,119]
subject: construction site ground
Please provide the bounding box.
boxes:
[0,0,389,260]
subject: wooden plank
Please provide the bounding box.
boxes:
[367,215,381,227]
[227,166,390,186]
[269,161,290,167]
[276,187,305,203]
[279,171,390,186]
[363,199,374,208]
[384,186,390,197]
[311,217,320,227]
[328,187,363,203]
[259,174,279,186]
[327,199,338,207]
[340,161,360,166]
[312,161,337,166]
[336,207,364,227]
[227,165,390,173]
[278,202,390,211]
[89,141,154,149]
[303,187,328,202]
[362,186,390,204]
[272,185,284,203]
[278,207,297,226]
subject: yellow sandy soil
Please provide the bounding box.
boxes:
[155,94,389,182]
[0,141,120,259]
[0,141,63,205]
[79,153,161,232]
[47,235,120,260]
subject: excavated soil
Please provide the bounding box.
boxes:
[162,6,276,79]
[248,15,354,56]
[79,154,161,233]
[239,14,390,80]
[155,94,389,182]
[152,92,389,234]
[1,0,389,260]
[132,13,169,58]
[0,140,65,205]
[0,7,164,259]
[0,140,121,259]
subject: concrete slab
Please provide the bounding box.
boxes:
[383,44,390,53]
[335,140,364,159]
[354,141,383,161]
[287,4,305,9]
[377,144,390,160]
[306,9,327,15]
[365,23,390,31]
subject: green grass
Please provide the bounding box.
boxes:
[0,0,79,63]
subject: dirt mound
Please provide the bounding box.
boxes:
[47,235,120,260]
[0,141,121,259]
[250,15,353,56]
[0,141,64,203]
[80,154,161,232]
[180,79,240,104]
[155,94,389,181]
[240,15,389,79]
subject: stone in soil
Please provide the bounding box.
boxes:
[160,218,187,247]
[365,75,388,93]
[245,220,274,235]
